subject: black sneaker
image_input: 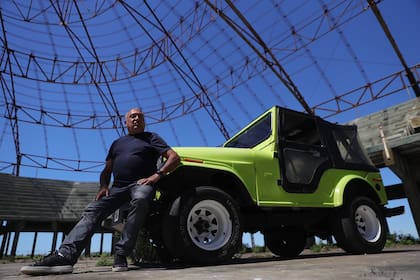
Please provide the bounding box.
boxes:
[20,251,74,276]
[112,254,128,272]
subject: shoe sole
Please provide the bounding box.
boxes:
[112,266,129,272]
[20,265,73,275]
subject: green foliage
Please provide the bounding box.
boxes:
[386,233,419,247]
[239,244,252,254]
[309,243,322,253]
[2,256,15,263]
[309,242,336,253]
[253,246,267,253]
[306,233,420,252]
[95,254,113,266]
[240,243,267,254]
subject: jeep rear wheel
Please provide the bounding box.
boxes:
[334,196,386,254]
[162,187,242,264]
[264,227,306,257]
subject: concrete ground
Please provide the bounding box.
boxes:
[1,245,419,280]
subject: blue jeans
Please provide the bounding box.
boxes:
[58,183,156,262]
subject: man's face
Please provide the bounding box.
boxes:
[125,108,145,135]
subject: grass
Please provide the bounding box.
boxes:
[95,254,114,266]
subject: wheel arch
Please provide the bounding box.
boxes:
[157,165,255,208]
[334,176,382,207]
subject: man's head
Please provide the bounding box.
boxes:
[125,108,145,135]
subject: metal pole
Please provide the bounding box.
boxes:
[367,0,420,97]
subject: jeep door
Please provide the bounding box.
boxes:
[278,109,331,193]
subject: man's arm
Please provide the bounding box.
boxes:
[96,159,113,200]
[158,149,180,175]
[137,149,180,185]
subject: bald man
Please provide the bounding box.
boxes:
[21,108,180,275]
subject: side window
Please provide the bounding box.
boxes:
[332,126,374,166]
[282,111,321,146]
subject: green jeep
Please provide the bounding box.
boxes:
[125,106,403,264]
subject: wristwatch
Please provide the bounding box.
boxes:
[156,169,165,178]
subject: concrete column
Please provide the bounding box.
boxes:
[0,232,9,258]
[99,232,104,255]
[51,232,58,252]
[11,231,20,257]
[31,232,38,258]
[51,222,58,252]
[389,150,420,237]
[10,221,25,257]
[4,231,12,257]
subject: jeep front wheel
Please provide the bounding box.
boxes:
[162,187,242,264]
[334,196,387,254]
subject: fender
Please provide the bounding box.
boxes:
[332,172,387,207]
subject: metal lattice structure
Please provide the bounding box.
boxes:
[0,0,419,180]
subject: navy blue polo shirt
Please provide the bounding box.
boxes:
[106,132,171,187]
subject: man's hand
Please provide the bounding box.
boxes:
[96,159,112,201]
[95,187,109,201]
[136,149,180,186]
[137,173,161,185]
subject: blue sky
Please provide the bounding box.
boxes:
[0,0,419,255]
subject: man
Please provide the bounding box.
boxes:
[21,108,180,275]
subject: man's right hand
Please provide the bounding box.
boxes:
[95,187,109,201]
[97,159,112,201]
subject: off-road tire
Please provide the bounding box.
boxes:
[162,186,242,264]
[333,196,387,254]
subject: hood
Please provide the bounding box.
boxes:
[173,146,255,167]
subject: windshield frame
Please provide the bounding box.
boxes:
[224,111,272,148]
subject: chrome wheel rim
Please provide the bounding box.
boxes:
[355,205,381,242]
[187,200,232,250]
